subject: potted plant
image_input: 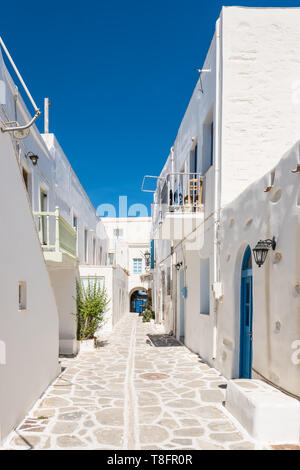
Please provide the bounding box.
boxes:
[142,295,155,323]
[76,277,109,351]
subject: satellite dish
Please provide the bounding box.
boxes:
[13,128,30,140]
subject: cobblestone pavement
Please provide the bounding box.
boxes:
[5,313,263,450]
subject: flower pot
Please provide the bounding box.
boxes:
[80,339,95,352]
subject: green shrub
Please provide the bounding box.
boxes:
[143,309,155,323]
[76,278,110,341]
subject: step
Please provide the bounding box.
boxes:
[226,379,300,444]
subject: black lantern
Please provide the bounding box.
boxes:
[253,237,277,268]
[175,262,183,271]
[144,250,151,267]
[26,152,39,166]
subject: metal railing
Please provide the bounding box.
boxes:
[161,172,204,213]
[33,207,77,259]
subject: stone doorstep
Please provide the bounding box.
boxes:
[225,380,300,444]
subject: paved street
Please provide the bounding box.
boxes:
[5,313,261,450]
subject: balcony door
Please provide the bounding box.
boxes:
[177,269,185,342]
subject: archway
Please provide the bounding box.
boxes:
[239,246,253,379]
[130,288,147,314]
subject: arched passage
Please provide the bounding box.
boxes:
[239,246,253,379]
[130,288,147,314]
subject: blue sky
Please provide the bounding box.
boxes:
[0,0,299,216]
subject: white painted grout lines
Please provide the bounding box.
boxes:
[123,316,139,450]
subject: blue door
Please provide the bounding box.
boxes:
[179,270,185,342]
[239,246,253,379]
[136,300,145,314]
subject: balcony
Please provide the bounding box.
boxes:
[166,173,204,213]
[153,173,205,246]
[33,207,78,265]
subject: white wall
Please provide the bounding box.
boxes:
[151,32,217,342]
[79,265,128,333]
[48,267,78,355]
[0,52,109,358]
[0,37,111,441]
[221,7,300,207]
[151,7,300,395]
[42,134,109,266]
[0,129,60,444]
[103,218,152,296]
[216,142,300,398]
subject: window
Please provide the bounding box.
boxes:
[73,215,78,255]
[84,229,88,263]
[22,167,32,204]
[99,246,103,265]
[190,144,198,175]
[18,282,27,311]
[22,167,29,190]
[92,238,96,264]
[40,189,48,245]
[108,252,115,265]
[202,109,214,174]
[210,123,214,167]
[200,258,210,315]
[80,276,104,291]
[113,229,124,240]
[133,258,142,274]
[166,267,171,296]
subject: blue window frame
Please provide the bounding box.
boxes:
[133,258,142,274]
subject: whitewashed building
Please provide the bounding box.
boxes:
[0,38,112,443]
[150,5,300,417]
[103,218,152,312]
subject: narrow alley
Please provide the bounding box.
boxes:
[5,314,261,450]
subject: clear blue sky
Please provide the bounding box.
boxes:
[0,1,298,215]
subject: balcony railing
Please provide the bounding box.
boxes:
[33,207,77,260]
[158,172,204,219]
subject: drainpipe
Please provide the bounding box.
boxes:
[170,147,176,333]
[212,18,222,360]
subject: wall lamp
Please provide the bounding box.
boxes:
[26,152,39,166]
[253,237,277,268]
[144,250,151,268]
[175,262,183,271]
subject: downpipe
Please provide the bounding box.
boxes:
[170,147,176,334]
[212,19,221,361]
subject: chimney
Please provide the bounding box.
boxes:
[44,98,50,133]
